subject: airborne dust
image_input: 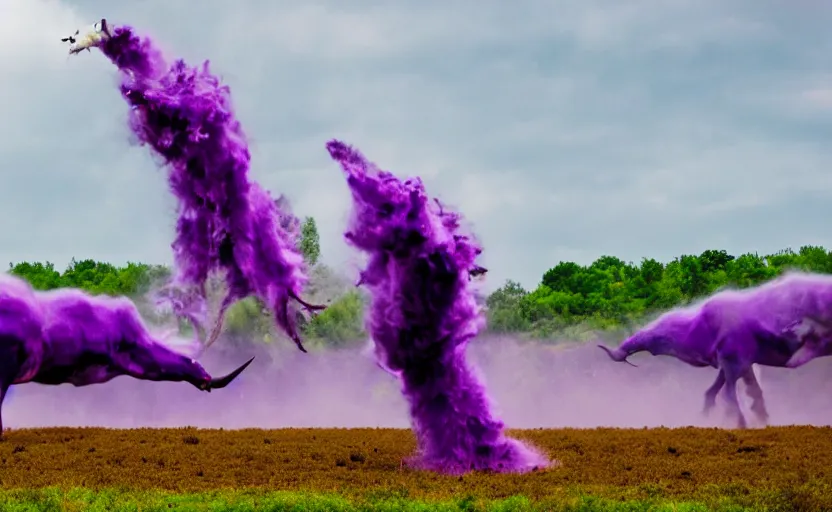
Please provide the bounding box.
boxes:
[8,331,832,430]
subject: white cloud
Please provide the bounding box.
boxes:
[1,0,831,292]
[801,88,832,109]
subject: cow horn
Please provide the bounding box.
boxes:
[207,357,255,390]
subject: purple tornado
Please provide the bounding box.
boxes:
[0,273,253,437]
[599,271,832,429]
[325,139,550,474]
[96,25,324,352]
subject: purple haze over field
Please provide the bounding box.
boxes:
[7,338,832,430]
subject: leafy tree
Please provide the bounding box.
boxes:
[765,248,800,271]
[485,280,531,333]
[797,245,831,273]
[541,262,582,293]
[299,217,321,266]
[224,297,273,339]
[303,289,365,347]
[699,249,734,273]
[8,261,62,290]
[727,253,775,288]
[677,254,707,298]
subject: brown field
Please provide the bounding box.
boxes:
[0,426,831,504]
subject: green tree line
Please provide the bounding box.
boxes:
[7,258,170,297]
[486,246,832,339]
[8,218,832,346]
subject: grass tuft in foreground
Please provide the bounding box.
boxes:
[0,488,755,512]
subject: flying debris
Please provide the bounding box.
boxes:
[62,18,112,55]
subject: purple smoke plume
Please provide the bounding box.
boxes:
[0,273,253,435]
[325,139,550,474]
[97,25,324,352]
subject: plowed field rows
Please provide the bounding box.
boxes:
[1,426,830,510]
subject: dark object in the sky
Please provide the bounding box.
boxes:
[62,18,112,55]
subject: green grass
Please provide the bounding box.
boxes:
[0,488,768,512]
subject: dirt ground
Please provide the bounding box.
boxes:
[0,426,830,504]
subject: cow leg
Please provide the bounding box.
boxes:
[0,342,22,439]
[719,360,748,429]
[703,369,726,416]
[742,367,769,425]
[0,383,9,438]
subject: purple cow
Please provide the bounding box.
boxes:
[599,271,832,429]
[0,274,253,436]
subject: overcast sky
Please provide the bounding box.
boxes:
[1,0,831,292]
